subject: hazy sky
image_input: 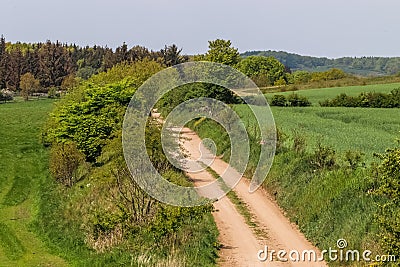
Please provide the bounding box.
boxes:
[1,0,399,58]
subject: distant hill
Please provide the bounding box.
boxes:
[242,50,400,76]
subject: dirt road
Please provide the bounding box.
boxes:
[179,127,327,267]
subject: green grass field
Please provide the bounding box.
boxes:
[266,82,400,105]
[257,83,400,157]
[0,99,68,266]
[237,105,400,159]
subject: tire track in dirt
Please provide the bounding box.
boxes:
[180,127,327,267]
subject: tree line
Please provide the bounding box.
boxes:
[1,36,362,97]
[0,35,187,92]
[243,50,400,76]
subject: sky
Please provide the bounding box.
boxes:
[1,0,399,58]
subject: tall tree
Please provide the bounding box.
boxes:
[204,39,241,67]
[20,72,40,100]
[129,45,151,62]
[0,35,7,89]
[7,46,23,91]
[160,44,188,67]
[38,41,72,87]
[237,55,287,86]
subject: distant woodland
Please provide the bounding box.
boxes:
[1,35,400,96]
[243,50,400,76]
[0,36,187,92]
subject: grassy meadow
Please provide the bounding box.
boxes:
[0,99,68,266]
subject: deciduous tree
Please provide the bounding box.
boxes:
[20,72,40,100]
[204,39,241,67]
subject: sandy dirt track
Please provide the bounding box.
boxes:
[179,127,327,267]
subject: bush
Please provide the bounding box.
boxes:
[47,87,60,98]
[286,93,311,107]
[320,88,400,108]
[374,145,400,257]
[0,89,14,102]
[270,93,311,107]
[344,150,364,170]
[49,142,86,187]
[310,143,336,170]
[271,95,286,106]
[43,60,164,162]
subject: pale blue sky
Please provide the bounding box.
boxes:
[1,0,399,58]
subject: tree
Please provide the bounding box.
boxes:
[292,70,312,84]
[38,41,73,88]
[0,35,7,89]
[204,39,241,66]
[237,56,286,86]
[20,72,40,100]
[61,74,78,91]
[160,44,188,67]
[7,46,23,91]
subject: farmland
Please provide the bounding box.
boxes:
[262,83,400,157]
[267,82,400,105]
[233,105,400,159]
[191,82,400,264]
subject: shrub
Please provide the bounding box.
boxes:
[271,95,287,106]
[320,88,400,108]
[292,130,306,154]
[49,142,85,187]
[286,93,311,107]
[344,150,364,170]
[0,89,13,102]
[271,93,311,107]
[374,145,400,257]
[310,143,336,170]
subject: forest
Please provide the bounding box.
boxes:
[0,35,187,92]
[243,50,400,76]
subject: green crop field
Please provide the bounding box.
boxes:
[266,82,400,105]
[232,105,400,160]
[0,99,68,266]
[257,83,400,158]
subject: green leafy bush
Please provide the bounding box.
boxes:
[310,143,337,170]
[374,144,400,257]
[49,142,85,187]
[41,60,220,265]
[320,88,400,108]
[271,94,286,106]
[270,93,311,107]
